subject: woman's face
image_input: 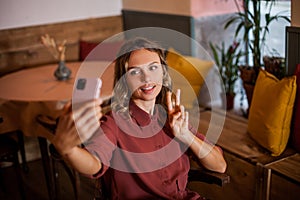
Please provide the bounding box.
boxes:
[125,49,163,103]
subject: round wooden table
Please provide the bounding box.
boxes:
[0,61,114,137]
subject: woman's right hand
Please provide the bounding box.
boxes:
[51,99,103,156]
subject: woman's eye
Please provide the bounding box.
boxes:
[149,64,159,71]
[129,69,141,76]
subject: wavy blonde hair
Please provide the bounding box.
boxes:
[111,37,172,117]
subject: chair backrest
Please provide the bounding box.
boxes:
[94,176,109,200]
[79,40,123,61]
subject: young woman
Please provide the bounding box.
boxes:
[51,37,226,199]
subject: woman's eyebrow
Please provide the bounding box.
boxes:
[148,61,160,65]
[127,66,138,70]
[128,61,160,69]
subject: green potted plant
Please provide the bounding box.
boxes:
[224,0,290,110]
[210,41,243,110]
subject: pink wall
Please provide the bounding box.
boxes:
[191,0,243,17]
[122,0,243,17]
[292,0,300,27]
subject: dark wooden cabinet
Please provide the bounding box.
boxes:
[286,26,300,76]
[122,10,196,56]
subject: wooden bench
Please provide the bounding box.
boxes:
[263,153,300,199]
[188,109,298,200]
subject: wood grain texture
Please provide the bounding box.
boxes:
[191,110,298,199]
[266,153,300,183]
[0,16,122,76]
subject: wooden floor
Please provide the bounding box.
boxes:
[0,159,96,200]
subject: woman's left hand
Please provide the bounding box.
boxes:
[166,89,193,144]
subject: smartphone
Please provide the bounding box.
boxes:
[73,77,102,104]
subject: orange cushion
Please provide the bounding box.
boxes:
[248,69,297,156]
[166,48,213,108]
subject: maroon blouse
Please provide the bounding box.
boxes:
[85,101,205,199]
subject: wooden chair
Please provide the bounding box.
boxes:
[36,115,80,200]
[93,166,229,200]
[36,106,229,200]
[0,117,28,173]
[0,117,27,199]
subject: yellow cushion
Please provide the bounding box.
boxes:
[166,48,213,108]
[247,69,297,156]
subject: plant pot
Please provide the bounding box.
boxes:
[263,56,285,79]
[243,83,255,108]
[221,92,236,110]
[239,66,257,84]
[239,66,257,117]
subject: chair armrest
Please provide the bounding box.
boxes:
[36,115,57,134]
[188,167,230,187]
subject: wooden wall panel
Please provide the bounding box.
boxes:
[0,16,123,76]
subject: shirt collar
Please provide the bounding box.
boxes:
[129,100,159,126]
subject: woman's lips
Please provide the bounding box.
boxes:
[140,85,156,94]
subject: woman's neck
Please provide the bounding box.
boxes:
[132,99,155,115]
